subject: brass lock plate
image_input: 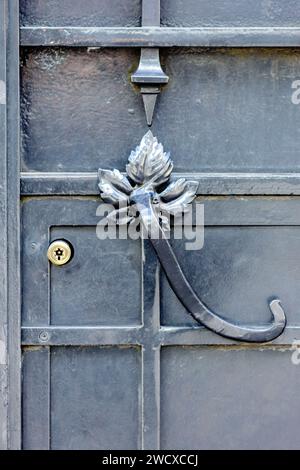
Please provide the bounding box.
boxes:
[47,240,72,266]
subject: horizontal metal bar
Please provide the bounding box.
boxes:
[21,325,300,347]
[20,26,300,48]
[159,326,300,347]
[21,326,142,346]
[21,171,300,196]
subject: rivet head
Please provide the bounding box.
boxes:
[47,240,72,266]
[39,331,49,343]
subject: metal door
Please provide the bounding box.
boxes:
[2,0,300,450]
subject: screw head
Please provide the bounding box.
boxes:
[39,331,49,342]
[47,240,72,266]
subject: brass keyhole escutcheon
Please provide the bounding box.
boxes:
[47,240,72,266]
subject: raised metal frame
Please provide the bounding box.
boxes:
[1,0,300,450]
[0,0,21,450]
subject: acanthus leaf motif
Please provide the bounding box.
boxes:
[126,131,173,188]
[159,180,199,216]
[98,168,133,206]
[98,131,199,224]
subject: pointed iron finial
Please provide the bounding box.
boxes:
[141,86,159,126]
[131,49,168,126]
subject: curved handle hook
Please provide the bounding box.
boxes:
[133,193,286,343]
[98,131,287,343]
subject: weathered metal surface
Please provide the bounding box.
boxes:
[22,199,141,327]
[20,325,300,347]
[0,0,21,450]
[160,226,300,328]
[23,346,141,450]
[12,0,300,451]
[20,172,300,196]
[21,48,300,173]
[22,195,300,449]
[22,347,50,449]
[0,0,7,450]
[161,347,300,450]
[20,26,300,48]
[161,0,300,27]
[20,0,141,27]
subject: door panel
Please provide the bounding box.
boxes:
[22,196,300,448]
[23,347,141,450]
[22,198,141,327]
[18,0,300,451]
[20,0,142,27]
[162,225,300,327]
[50,226,141,326]
[161,0,300,27]
[161,347,300,450]
[21,47,300,172]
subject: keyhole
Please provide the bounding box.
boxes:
[54,248,64,260]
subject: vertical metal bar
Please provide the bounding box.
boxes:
[140,239,161,450]
[142,0,160,26]
[6,0,21,449]
[0,0,8,450]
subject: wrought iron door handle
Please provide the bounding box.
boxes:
[98,132,287,343]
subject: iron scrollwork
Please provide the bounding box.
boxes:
[98,132,287,343]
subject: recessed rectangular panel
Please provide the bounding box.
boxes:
[161,226,300,327]
[50,347,140,450]
[22,198,141,326]
[161,0,300,27]
[161,347,300,450]
[21,48,144,172]
[50,226,141,326]
[21,48,300,172]
[20,0,141,27]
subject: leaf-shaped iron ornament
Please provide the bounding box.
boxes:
[98,132,287,343]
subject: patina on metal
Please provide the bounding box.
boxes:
[131,0,168,126]
[98,131,287,343]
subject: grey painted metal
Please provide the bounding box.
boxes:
[22,326,143,346]
[131,49,169,126]
[51,347,140,450]
[21,197,159,449]
[20,26,300,48]
[161,0,300,28]
[20,47,300,173]
[23,346,141,450]
[160,347,300,449]
[0,0,8,450]
[98,132,286,342]
[22,347,50,449]
[7,0,21,449]
[20,172,300,196]
[22,198,141,328]
[18,0,300,451]
[140,240,161,449]
[22,195,300,448]
[21,326,300,348]
[20,0,300,29]
[0,0,21,450]
[20,0,141,27]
